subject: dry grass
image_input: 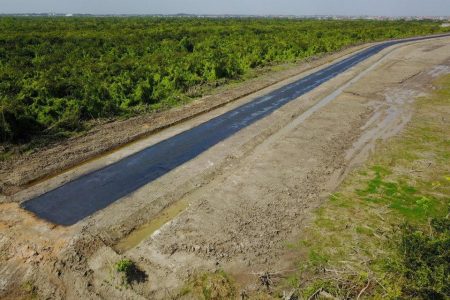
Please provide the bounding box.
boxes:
[275,74,450,299]
[176,75,450,299]
[178,270,237,300]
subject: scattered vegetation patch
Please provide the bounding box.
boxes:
[355,166,445,221]
[20,281,38,299]
[179,270,236,300]
[397,218,449,299]
[114,258,147,286]
[179,74,450,298]
[271,75,450,299]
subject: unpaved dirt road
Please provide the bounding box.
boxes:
[1,36,450,299]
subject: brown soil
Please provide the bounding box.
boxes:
[0,37,449,299]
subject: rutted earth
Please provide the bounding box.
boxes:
[1,37,449,299]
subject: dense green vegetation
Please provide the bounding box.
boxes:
[399,218,449,299]
[0,17,448,143]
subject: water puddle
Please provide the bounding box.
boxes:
[114,198,189,253]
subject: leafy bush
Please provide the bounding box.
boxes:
[114,258,147,285]
[115,258,135,285]
[399,217,449,299]
[115,258,134,276]
[0,101,43,142]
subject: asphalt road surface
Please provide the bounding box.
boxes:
[22,34,450,225]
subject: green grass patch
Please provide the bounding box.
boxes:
[394,218,450,299]
[356,168,445,222]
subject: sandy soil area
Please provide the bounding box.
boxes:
[0,37,449,299]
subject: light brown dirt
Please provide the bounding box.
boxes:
[0,37,449,299]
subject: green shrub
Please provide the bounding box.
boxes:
[0,102,43,142]
[115,259,134,274]
[114,258,147,285]
[399,217,449,299]
[115,258,135,284]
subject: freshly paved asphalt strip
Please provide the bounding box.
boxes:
[22,34,450,225]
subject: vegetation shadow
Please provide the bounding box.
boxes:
[127,265,148,285]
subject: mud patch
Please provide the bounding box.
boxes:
[115,198,190,253]
[345,88,419,166]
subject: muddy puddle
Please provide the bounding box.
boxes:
[114,198,190,253]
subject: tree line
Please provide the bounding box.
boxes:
[0,17,448,143]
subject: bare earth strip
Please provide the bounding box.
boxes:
[0,37,449,299]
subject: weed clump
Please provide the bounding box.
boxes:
[398,217,449,299]
[116,259,134,276]
[115,259,147,285]
[179,270,236,300]
[21,281,38,299]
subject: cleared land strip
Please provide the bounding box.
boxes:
[21,33,450,225]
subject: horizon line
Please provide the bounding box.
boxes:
[1,13,450,18]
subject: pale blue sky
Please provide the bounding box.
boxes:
[1,0,450,16]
